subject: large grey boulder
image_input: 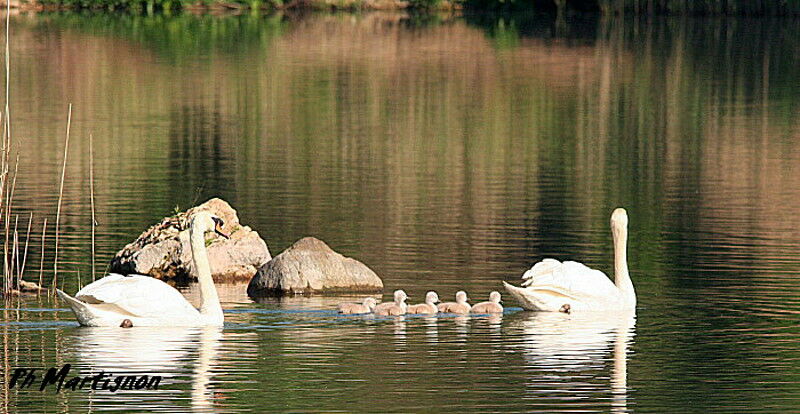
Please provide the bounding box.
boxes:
[110,198,271,282]
[247,237,383,296]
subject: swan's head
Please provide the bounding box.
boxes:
[425,291,440,304]
[393,290,408,304]
[456,291,469,303]
[363,297,378,310]
[489,291,501,303]
[611,208,628,229]
[191,211,230,239]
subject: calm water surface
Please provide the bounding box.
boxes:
[1,11,799,412]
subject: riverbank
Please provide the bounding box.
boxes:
[4,0,800,14]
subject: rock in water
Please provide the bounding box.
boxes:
[247,237,383,296]
[110,198,271,282]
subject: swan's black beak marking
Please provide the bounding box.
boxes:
[212,217,230,239]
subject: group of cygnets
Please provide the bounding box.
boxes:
[338,290,503,316]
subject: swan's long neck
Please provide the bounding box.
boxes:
[190,225,223,324]
[612,221,635,305]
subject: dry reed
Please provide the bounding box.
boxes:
[0,1,11,295]
[38,218,46,288]
[52,103,72,292]
[89,133,96,281]
[19,212,31,281]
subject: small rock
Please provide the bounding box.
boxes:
[247,237,383,296]
[110,198,271,282]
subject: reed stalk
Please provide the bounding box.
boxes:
[19,212,31,281]
[1,152,9,289]
[0,110,5,294]
[38,218,46,289]
[11,215,16,286]
[9,222,15,287]
[2,155,16,291]
[89,133,96,281]
[1,0,10,296]
[3,0,8,139]
[53,104,72,292]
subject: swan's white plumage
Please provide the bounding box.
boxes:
[524,259,622,300]
[504,208,636,312]
[57,274,214,327]
[63,274,200,322]
[57,212,226,327]
[506,260,626,311]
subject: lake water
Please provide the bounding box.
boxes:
[1,11,799,412]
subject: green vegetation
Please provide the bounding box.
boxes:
[459,0,800,14]
[28,12,286,63]
[19,0,800,13]
[406,0,443,11]
[595,0,800,15]
[34,0,182,13]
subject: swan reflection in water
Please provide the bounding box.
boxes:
[69,326,226,412]
[507,311,635,412]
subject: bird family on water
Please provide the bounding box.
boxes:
[58,207,635,327]
[338,290,504,316]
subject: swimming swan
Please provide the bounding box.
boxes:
[470,291,503,314]
[407,291,440,315]
[373,290,408,316]
[437,291,471,314]
[338,297,378,314]
[57,212,229,327]
[503,208,636,312]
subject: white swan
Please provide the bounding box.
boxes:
[338,297,378,314]
[57,212,229,327]
[503,208,635,312]
[407,291,440,315]
[437,291,471,314]
[373,290,408,316]
[470,291,503,314]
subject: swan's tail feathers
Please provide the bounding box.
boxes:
[56,288,75,304]
[57,289,83,309]
[503,281,575,312]
[503,281,546,311]
[56,289,91,325]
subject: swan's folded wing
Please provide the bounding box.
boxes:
[521,258,563,287]
[75,273,127,304]
[522,260,620,300]
[75,274,198,318]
